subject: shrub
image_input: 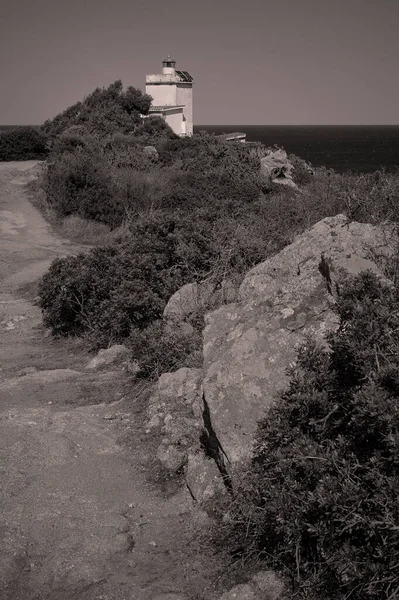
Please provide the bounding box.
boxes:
[132,115,178,143]
[38,212,216,348]
[128,320,203,380]
[102,133,157,170]
[158,134,260,177]
[0,126,48,161]
[41,80,152,138]
[209,271,399,600]
[288,153,314,186]
[43,148,121,226]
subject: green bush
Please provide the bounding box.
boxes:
[288,153,314,186]
[132,115,178,143]
[38,212,217,348]
[43,148,122,226]
[41,80,152,138]
[102,133,157,170]
[158,133,260,177]
[0,126,48,161]
[209,271,399,600]
[128,320,203,380]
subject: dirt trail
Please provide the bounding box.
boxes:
[0,163,217,600]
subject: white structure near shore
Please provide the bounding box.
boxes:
[145,56,194,137]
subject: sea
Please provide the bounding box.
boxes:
[2,124,398,174]
[195,125,399,174]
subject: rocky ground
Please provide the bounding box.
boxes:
[0,162,221,600]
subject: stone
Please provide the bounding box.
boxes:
[260,149,296,187]
[162,414,199,445]
[203,215,396,466]
[149,368,204,420]
[146,414,162,430]
[185,452,224,502]
[219,583,257,600]
[143,145,158,159]
[86,344,130,370]
[17,366,39,376]
[148,368,205,473]
[251,570,286,599]
[156,443,186,472]
[239,215,388,303]
[163,281,214,322]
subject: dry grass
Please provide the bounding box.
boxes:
[59,214,113,246]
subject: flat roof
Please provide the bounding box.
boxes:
[149,105,185,112]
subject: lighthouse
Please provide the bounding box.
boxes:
[145,56,194,136]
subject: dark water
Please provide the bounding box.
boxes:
[2,124,398,174]
[195,125,399,174]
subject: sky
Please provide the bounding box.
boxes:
[0,0,398,125]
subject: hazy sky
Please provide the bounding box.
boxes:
[1,0,398,125]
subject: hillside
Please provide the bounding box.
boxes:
[1,82,399,600]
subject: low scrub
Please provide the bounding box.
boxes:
[58,214,113,246]
[128,319,203,380]
[38,213,216,348]
[0,126,48,161]
[208,271,399,600]
[41,80,152,138]
[42,148,121,226]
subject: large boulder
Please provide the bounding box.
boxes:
[163,281,214,322]
[260,148,296,188]
[202,215,395,466]
[163,280,238,323]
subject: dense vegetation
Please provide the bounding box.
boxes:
[30,82,399,380]
[41,80,153,138]
[0,126,48,161]
[209,271,399,600]
[15,79,399,599]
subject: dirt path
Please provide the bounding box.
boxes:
[0,163,218,600]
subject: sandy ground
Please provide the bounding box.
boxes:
[0,162,218,600]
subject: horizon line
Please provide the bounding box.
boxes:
[1,123,399,128]
[196,124,399,127]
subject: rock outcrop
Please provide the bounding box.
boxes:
[154,215,395,497]
[260,148,296,188]
[163,279,237,323]
[202,215,395,468]
[86,344,131,370]
[146,368,204,474]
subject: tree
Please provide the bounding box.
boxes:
[41,81,152,138]
[0,126,48,161]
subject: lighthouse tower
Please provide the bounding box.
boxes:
[145,56,194,136]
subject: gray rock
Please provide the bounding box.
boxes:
[185,452,224,502]
[17,366,39,376]
[156,443,186,472]
[86,344,130,370]
[148,368,204,421]
[143,145,158,159]
[163,281,214,322]
[219,583,257,600]
[252,570,286,599]
[146,414,162,430]
[203,215,396,466]
[260,148,296,187]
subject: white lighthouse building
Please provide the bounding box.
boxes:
[145,56,194,136]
